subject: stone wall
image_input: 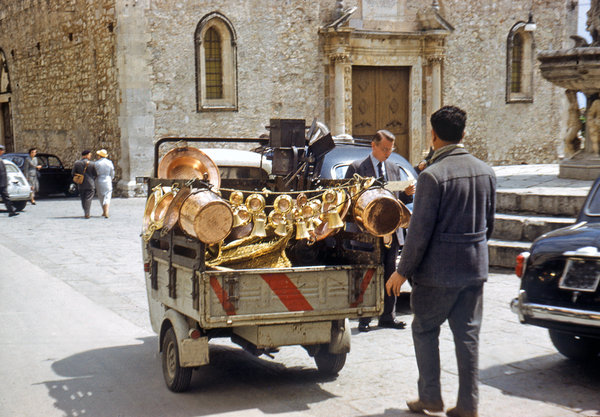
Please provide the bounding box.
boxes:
[0,0,120,174]
[441,0,577,164]
[146,0,331,141]
[0,0,579,189]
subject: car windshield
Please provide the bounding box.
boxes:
[4,162,20,173]
[334,163,412,181]
[4,155,24,169]
[585,184,600,216]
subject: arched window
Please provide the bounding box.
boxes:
[506,22,534,103]
[511,33,523,93]
[195,13,237,111]
[204,28,223,99]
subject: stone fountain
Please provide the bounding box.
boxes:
[538,0,600,179]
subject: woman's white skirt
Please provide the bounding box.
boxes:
[96,176,113,205]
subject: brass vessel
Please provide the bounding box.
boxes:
[352,187,410,236]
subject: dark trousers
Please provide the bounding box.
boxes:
[410,283,484,412]
[0,186,16,214]
[359,237,399,325]
[79,188,95,216]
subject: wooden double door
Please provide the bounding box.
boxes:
[352,66,409,158]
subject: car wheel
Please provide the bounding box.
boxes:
[65,182,79,197]
[162,327,193,392]
[12,201,27,211]
[314,344,347,375]
[549,329,599,361]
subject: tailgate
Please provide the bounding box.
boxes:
[201,265,382,328]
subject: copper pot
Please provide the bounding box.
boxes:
[178,190,233,244]
[352,187,410,236]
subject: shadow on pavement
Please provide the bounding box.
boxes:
[481,353,600,413]
[44,336,338,417]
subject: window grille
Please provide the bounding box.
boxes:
[204,27,223,99]
[511,34,523,93]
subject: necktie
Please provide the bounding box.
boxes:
[377,161,385,180]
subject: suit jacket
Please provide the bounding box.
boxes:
[345,155,413,205]
[72,158,98,190]
[0,159,7,188]
[396,147,496,287]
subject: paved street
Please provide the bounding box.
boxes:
[1,190,599,417]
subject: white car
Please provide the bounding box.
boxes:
[2,159,30,211]
[200,148,272,179]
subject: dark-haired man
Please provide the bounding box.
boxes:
[345,129,415,332]
[72,150,97,218]
[387,106,496,417]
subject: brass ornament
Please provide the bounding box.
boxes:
[251,212,268,238]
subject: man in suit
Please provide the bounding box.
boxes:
[387,106,496,417]
[0,144,19,217]
[345,129,415,332]
[72,150,98,219]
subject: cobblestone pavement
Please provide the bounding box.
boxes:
[0,180,599,417]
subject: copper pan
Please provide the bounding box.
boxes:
[152,189,176,228]
[178,190,233,244]
[352,187,411,236]
[157,147,221,189]
[161,186,192,233]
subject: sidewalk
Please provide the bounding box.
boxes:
[493,164,594,196]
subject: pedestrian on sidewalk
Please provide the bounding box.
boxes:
[0,144,19,217]
[94,149,115,218]
[72,150,97,219]
[387,106,496,417]
[24,147,41,205]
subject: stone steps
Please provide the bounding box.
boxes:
[489,191,583,269]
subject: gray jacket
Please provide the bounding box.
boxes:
[396,147,496,287]
[72,158,97,190]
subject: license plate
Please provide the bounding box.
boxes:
[558,260,600,292]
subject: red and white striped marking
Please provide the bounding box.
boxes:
[210,268,376,315]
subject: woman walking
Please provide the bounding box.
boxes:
[95,149,115,218]
[24,147,41,204]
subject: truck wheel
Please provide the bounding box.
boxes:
[314,345,347,375]
[162,327,192,392]
[549,329,599,361]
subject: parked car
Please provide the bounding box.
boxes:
[201,148,272,179]
[1,158,30,211]
[511,176,600,360]
[0,152,77,196]
[319,137,418,182]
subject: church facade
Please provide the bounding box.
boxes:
[0,0,577,195]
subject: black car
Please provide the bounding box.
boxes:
[1,152,77,196]
[511,176,600,360]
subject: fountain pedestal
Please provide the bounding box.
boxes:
[539,47,600,179]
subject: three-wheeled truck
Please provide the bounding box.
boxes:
[141,124,391,392]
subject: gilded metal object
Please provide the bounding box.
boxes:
[157,146,221,189]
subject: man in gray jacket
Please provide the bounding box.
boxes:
[72,150,97,218]
[387,106,496,417]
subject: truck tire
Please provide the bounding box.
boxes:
[314,344,347,375]
[549,329,599,361]
[162,327,193,392]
